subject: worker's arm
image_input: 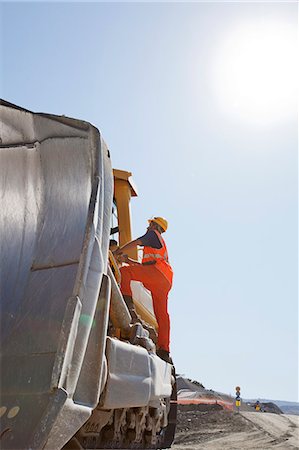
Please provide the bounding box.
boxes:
[113,238,143,265]
[120,255,141,265]
[114,238,142,257]
[114,235,157,266]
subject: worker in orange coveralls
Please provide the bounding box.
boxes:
[114,217,173,363]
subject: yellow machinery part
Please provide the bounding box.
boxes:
[134,300,158,330]
[108,251,121,284]
[113,169,138,260]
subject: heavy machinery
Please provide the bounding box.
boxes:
[0,100,177,449]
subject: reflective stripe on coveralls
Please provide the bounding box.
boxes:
[142,230,173,284]
[143,252,168,260]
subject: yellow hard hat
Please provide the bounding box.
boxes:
[148,217,168,232]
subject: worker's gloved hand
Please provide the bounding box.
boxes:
[113,248,122,257]
[116,253,129,263]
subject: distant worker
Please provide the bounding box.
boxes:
[114,217,173,363]
[254,401,261,411]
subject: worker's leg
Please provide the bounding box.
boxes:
[120,264,149,296]
[140,268,172,352]
[150,287,171,352]
[120,265,172,351]
[120,264,156,320]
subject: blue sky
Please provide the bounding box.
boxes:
[1,2,298,402]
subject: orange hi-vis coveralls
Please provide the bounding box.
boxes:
[120,230,173,352]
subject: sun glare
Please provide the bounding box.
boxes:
[211,20,298,126]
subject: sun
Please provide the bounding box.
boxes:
[211,19,298,126]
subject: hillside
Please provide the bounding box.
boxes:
[177,376,291,414]
[247,399,299,416]
[174,377,299,449]
[173,409,299,449]
[177,375,252,412]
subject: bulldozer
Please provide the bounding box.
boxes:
[0,100,177,449]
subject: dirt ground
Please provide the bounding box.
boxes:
[172,405,299,450]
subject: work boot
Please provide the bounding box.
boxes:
[156,348,173,364]
[123,295,139,321]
